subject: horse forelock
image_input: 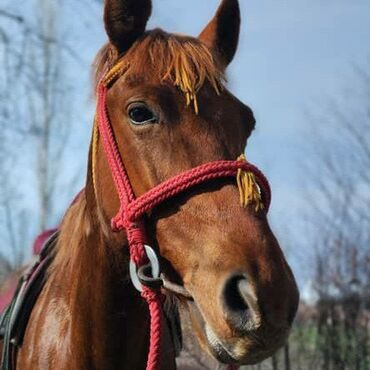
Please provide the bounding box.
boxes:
[93,29,225,113]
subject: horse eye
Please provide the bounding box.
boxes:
[128,103,157,125]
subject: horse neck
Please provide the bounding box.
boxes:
[51,189,151,369]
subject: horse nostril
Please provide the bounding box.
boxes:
[222,274,260,331]
[223,275,249,312]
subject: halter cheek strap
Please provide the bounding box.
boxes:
[94,65,271,370]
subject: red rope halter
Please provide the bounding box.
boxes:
[96,76,271,370]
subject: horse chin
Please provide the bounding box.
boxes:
[204,325,240,364]
[204,323,286,366]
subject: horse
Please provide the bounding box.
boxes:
[0,0,299,369]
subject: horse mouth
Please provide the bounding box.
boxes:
[204,323,286,365]
[205,325,239,364]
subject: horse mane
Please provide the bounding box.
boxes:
[49,191,94,278]
[93,29,225,112]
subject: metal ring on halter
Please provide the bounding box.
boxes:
[138,264,164,290]
[129,245,160,292]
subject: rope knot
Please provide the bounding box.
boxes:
[127,223,147,245]
[111,216,123,232]
[111,206,128,232]
[126,222,148,266]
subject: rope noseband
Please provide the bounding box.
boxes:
[95,61,271,370]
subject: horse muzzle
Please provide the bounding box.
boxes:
[202,273,296,365]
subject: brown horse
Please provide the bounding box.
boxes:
[0,0,299,368]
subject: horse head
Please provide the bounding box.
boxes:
[91,0,299,365]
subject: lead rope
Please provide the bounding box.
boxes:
[96,64,271,370]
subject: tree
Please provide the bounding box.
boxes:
[24,0,73,231]
[0,6,33,278]
[0,0,79,276]
[302,62,370,369]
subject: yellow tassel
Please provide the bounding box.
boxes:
[193,95,199,115]
[103,60,129,87]
[236,154,264,211]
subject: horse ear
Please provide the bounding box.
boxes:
[198,0,241,69]
[104,0,152,53]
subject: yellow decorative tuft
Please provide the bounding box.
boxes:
[102,60,130,87]
[160,38,222,114]
[236,154,264,211]
[96,31,224,114]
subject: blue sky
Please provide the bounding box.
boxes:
[3,0,370,290]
